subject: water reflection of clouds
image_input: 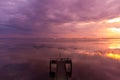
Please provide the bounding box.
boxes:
[108,43,120,49]
[74,39,120,61]
[0,39,120,80]
[107,39,120,49]
[103,39,120,60]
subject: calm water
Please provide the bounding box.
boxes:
[0,38,120,80]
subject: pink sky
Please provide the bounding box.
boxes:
[0,0,120,38]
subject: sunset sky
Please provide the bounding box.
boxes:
[0,0,120,38]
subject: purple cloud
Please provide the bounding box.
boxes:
[0,0,120,37]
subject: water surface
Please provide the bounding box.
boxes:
[0,38,120,80]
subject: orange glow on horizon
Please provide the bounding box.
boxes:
[107,38,120,49]
[107,36,120,49]
[99,18,120,38]
[109,43,120,49]
[105,53,120,60]
[104,27,120,37]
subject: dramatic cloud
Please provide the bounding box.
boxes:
[0,0,120,38]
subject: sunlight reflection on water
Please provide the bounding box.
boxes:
[71,39,120,61]
[108,43,120,49]
[105,39,120,60]
[0,38,120,80]
[107,39,120,49]
[105,53,120,60]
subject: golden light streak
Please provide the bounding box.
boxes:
[107,38,120,49]
[105,27,120,37]
[109,43,120,49]
[105,53,120,60]
[106,18,120,23]
[108,27,120,33]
